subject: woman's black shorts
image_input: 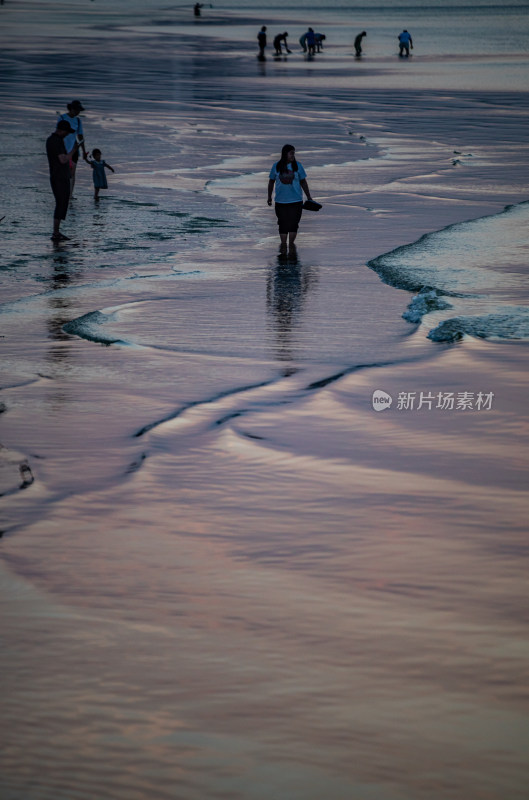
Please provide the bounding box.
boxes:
[275,201,303,234]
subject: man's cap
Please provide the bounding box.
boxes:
[68,99,85,111]
[57,119,76,133]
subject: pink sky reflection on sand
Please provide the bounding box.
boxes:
[3,340,528,796]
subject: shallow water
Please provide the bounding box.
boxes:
[1,1,529,798]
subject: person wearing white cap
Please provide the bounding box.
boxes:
[57,100,87,198]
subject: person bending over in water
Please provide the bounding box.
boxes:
[398,29,413,56]
[314,32,326,52]
[354,31,366,56]
[267,144,314,249]
[274,32,291,55]
[84,148,114,200]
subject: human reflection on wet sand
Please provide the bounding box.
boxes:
[45,248,77,407]
[266,246,318,368]
[47,249,75,342]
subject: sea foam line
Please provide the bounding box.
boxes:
[367,200,529,341]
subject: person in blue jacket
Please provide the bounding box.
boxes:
[398,29,413,56]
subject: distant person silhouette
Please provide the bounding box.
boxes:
[257,25,267,58]
[274,32,291,55]
[194,3,203,17]
[299,32,308,52]
[314,33,326,52]
[398,29,413,56]
[354,31,366,56]
[305,28,316,55]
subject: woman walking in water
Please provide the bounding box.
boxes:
[267,144,314,249]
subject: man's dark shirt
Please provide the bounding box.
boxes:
[46,133,69,184]
[258,31,266,47]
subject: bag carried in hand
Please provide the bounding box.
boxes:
[303,199,322,211]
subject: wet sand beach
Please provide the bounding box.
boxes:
[1,1,529,798]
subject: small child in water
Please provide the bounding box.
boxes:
[83,148,114,200]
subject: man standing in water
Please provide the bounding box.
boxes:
[354,30,366,57]
[257,25,267,59]
[46,119,79,241]
[398,29,413,56]
[305,27,316,56]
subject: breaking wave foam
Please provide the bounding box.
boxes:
[62,310,126,346]
[368,201,529,341]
